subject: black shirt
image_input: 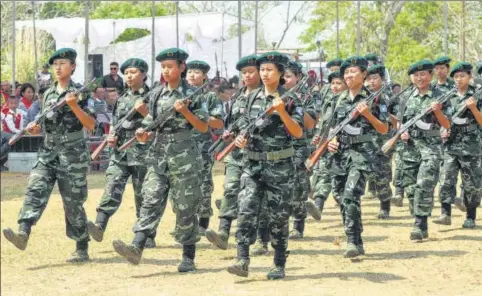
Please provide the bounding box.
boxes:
[102,74,124,93]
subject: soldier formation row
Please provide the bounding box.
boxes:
[3,48,482,281]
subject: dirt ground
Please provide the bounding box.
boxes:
[1,165,481,296]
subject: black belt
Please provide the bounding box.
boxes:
[338,133,373,145]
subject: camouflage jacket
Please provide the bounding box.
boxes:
[399,88,451,160]
[292,85,316,152]
[110,86,151,166]
[143,79,206,175]
[191,88,224,153]
[434,78,455,94]
[444,85,482,156]
[330,88,389,172]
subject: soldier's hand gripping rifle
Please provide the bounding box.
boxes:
[449,86,482,126]
[386,84,416,126]
[8,78,99,146]
[117,82,208,151]
[305,84,389,171]
[215,77,309,162]
[381,88,457,155]
[208,76,308,161]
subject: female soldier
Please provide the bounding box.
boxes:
[227,52,303,280]
[3,48,96,262]
[436,62,482,228]
[327,56,389,258]
[205,55,261,250]
[112,48,208,273]
[185,60,224,234]
[87,58,156,247]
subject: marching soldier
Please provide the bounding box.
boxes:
[3,48,96,262]
[227,52,304,280]
[87,58,156,247]
[327,56,389,258]
[433,56,455,93]
[185,60,224,235]
[365,53,379,67]
[112,48,208,272]
[434,62,482,228]
[398,60,451,241]
[205,55,260,250]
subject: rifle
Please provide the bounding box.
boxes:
[386,84,416,126]
[381,88,458,155]
[305,84,390,171]
[215,52,220,83]
[8,78,99,146]
[118,82,208,151]
[215,77,309,162]
[450,87,482,125]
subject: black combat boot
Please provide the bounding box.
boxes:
[251,227,269,256]
[356,232,365,255]
[67,240,90,263]
[112,232,145,265]
[410,216,424,241]
[206,218,231,250]
[463,207,477,229]
[306,199,322,221]
[343,233,360,258]
[3,221,31,251]
[267,248,289,280]
[198,217,210,236]
[288,219,305,240]
[377,200,391,219]
[178,244,196,272]
[433,203,452,225]
[227,244,250,277]
[87,212,109,242]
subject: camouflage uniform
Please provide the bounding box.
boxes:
[16,80,94,247]
[330,87,389,255]
[438,85,482,226]
[398,87,450,238]
[92,87,150,236]
[191,89,223,228]
[235,86,303,271]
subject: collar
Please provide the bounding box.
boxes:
[414,88,433,98]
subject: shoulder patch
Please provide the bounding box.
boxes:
[295,106,304,116]
[379,105,387,113]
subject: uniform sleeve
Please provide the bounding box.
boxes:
[188,93,209,123]
[286,92,304,128]
[207,92,224,119]
[373,93,390,123]
[303,93,317,120]
[78,92,96,119]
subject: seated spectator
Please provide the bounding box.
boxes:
[88,86,109,136]
[37,63,53,89]
[1,81,11,106]
[14,82,22,100]
[18,83,35,114]
[2,96,24,134]
[24,87,47,127]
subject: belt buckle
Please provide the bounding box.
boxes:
[269,151,279,161]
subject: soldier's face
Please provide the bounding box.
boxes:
[186,69,206,87]
[413,70,432,90]
[241,66,259,88]
[329,66,340,73]
[343,66,366,89]
[124,67,145,89]
[366,74,383,91]
[161,60,184,82]
[260,63,281,87]
[453,71,471,89]
[435,65,449,79]
[331,78,347,94]
[283,69,298,90]
[52,59,75,81]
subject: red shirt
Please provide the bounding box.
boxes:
[20,97,33,110]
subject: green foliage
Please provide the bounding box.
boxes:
[226,24,251,40]
[89,1,174,19]
[112,28,150,44]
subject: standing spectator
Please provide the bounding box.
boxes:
[102,62,124,93]
[18,83,35,114]
[2,96,24,134]
[37,63,53,89]
[88,86,109,136]
[24,87,47,127]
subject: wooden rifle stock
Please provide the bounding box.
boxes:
[118,135,139,151]
[215,140,238,161]
[305,140,329,171]
[91,139,108,161]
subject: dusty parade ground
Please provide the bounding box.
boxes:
[1,163,481,296]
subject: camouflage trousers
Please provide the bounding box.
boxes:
[392,150,404,194]
[291,149,311,220]
[439,154,482,208]
[18,151,90,242]
[219,162,242,219]
[366,155,393,202]
[197,152,214,218]
[311,156,334,204]
[96,161,147,219]
[236,159,294,250]
[332,166,367,240]
[403,156,441,217]
[133,167,202,245]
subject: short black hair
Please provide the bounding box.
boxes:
[391,83,401,89]
[217,82,235,93]
[20,83,35,95]
[110,62,119,67]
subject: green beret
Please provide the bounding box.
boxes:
[48,48,77,65]
[450,62,473,77]
[256,51,289,67]
[476,62,482,75]
[326,58,344,69]
[365,53,378,62]
[408,60,434,75]
[186,60,210,73]
[287,61,303,73]
[367,64,386,78]
[328,71,343,83]
[340,56,368,74]
[433,56,451,66]
[156,48,189,62]
[120,58,148,74]
[236,55,258,71]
